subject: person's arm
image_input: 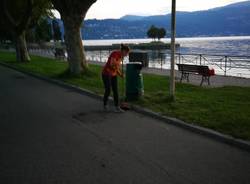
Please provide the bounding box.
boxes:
[117,68,123,78]
[110,57,124,77]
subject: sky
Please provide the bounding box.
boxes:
[53,0,248,19]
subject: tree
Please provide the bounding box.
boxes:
[52,19,62,41]
[147,25,167,41]
[51,0,97,74]
[0,13,11,43]
[157,28,166,41]
[147,25,158,41]
[0,26,12,44]
[1,0,32,62]
[27,16,52,43]
[35,17,52,42]
[0,0,52,62]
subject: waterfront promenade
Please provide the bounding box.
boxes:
[90,60,250,87]
[6,48,250,87]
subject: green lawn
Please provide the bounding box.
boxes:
[1,50,250,140]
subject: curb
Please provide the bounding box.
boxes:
[0,61,103,101]
[1,61,250,153]
[131,105,250,152]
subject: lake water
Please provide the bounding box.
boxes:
[83,36,250,78]
[84,36,250,56]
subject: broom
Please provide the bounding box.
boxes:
[120,58,130,110]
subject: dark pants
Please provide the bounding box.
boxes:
[102,74,119,107]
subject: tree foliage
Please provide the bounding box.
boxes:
[147,25,158,40]
[147,25,167,41]
[0,17,12,43]
[52,19,62,41]
[51,0,96,24]
[27,17,52,43]
[157,28,166,41]
[0,0,52,62]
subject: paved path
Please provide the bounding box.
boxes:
[0,65,250,184]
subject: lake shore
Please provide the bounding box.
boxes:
[19,48,250,86]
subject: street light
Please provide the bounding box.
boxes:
[170,0,176,100]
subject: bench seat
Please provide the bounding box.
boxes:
[176,64,214,86]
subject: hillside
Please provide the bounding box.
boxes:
[56,1,250,39]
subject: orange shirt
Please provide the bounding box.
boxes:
[102,50,122,77]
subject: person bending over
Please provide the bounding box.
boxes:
[102,44,130,112]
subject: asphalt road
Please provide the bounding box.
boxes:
[0,65,250,184]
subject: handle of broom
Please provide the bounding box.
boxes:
[121,58,125,100]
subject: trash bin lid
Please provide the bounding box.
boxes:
[130,50,148,53]
[126,62,142,65]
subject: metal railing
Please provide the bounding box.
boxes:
[175,53,250,77]
[147,51,250,77]
[9,46,249,78]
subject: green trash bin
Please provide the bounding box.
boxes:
[126,62,144,101]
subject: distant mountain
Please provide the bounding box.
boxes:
[56,1,250,39]
[120,15,146,21]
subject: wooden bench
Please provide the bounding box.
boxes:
[176,64,214,86]
[54,48,66,60]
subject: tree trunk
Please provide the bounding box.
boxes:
[15,32,30,62]
[63,18,88,74]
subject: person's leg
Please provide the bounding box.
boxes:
[111,76,119,107]
[111,76,124,113]
[102,74,111,107]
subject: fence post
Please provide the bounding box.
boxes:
[178,53,181,64]
[224,56,228,76]
[99,50,102,62]
[160,53,163,70]
[200,54,202,65]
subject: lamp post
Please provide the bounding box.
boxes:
[169,0,176,100]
